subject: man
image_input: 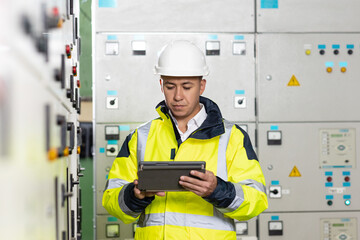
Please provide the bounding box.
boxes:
[103,40,268,239]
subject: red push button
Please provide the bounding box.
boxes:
[66,45,71,59]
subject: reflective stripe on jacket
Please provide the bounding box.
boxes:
[103,96,268,240]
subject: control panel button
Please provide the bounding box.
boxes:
[106,144,118,157]
[105,126,120,140]
[106,97,119,109]
[267,131,282,145]
[206,41,220,56]
[268,221,283,236]
[234,96,246,108]
[105,41,119,55]
[235,222,248,235]
[132,41,146,55]
[233,42,246,55]
[337,233,349,240]
[106,224,120,238]
[269,185,282,198]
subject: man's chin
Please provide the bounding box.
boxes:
[171,111,186,119]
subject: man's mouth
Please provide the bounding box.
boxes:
[173,105,185,109]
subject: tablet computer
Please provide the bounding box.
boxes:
[137,161,206,191]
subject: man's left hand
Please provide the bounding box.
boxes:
[179,170,217,197]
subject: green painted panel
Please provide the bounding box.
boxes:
[80,0,92,98]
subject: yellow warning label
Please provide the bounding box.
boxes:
[287,75,300,86]
[289,166,301,177]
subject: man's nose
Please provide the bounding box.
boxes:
[174,87,183,100]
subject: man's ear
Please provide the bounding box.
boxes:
[200,79,206,95]
[159,79,164,93]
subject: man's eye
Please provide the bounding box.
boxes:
[183,87,191,90]
[166,86,174,90]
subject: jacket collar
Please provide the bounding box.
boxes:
[155,96,225,141]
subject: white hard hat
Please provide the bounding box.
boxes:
[154,40,209,77]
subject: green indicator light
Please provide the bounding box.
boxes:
[333,223,345,227]
[345,200,351,206]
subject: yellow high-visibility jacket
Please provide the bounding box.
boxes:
[103,97,268,240]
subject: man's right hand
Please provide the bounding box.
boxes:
[133,180,166,199]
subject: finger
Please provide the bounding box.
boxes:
[180,175,203,186]
[145,192,156,197]
[134,186,145,199]
[155,192,166,197]
[180,182,206,197]
[179,180,205,193]
[189,170,206,180]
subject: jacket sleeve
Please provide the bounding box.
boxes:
[214,125,268,221]
[102,130,152,224]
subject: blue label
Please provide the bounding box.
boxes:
[325,171,333,176]
[341,218,351,222]
[261,0,278,8]
[271,180,280,185]
[346,44,354,49]
[340,129,349,133]
[332,44,340,49]
[235,90,245,95]
[339,62,348,67]
[271,216,280,221]
[99,0,117,8]
[270,125,279,130]
[318,44,326,49]
[107,35,117,41]
[343,195,351,199]
[208,35,218,40]
[325,62,334,67]
[133,35,145,40]
[107,90,118,96]
[105,174,108,180]
[99,148,105,153]
[343,171,351,176]
[343,182,351,187]
[234,35,244,40]
[333,166,348,168]
[108,217,118,222]
[119,125,131,131]
[326,195,334,200]
[107,140,118,145]
[325,182,333,187]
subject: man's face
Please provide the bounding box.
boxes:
[160,76,206,122]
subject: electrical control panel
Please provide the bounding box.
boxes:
[320,218,358,240]
[259,212,360,240]
[95,0,255,32]
[256,0,360,33]
[95,33,256,123]
[320,128,356,169]
[93,1,360,240]
[258,123,360,212]
[257,34,360,122]
[0,0,82,239]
